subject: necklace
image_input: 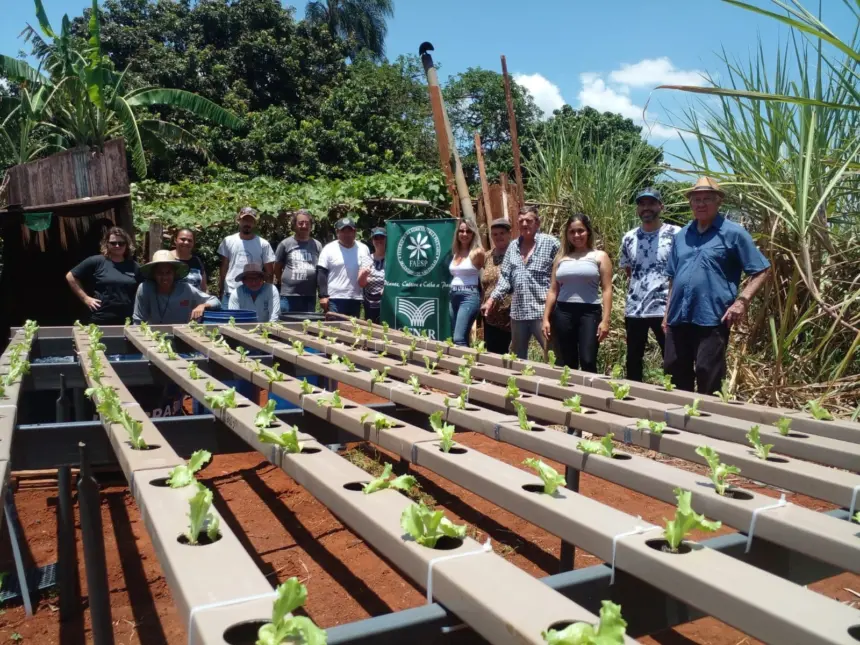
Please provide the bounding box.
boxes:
[155,289,173,322]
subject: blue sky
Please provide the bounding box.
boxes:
[3,0,857,165]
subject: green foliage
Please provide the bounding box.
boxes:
[683,399,702,417]
[542,599,627,645]
[458,366,472,384]
[505,376,520,400]
[662,374,675,392]
[806,399,833,420]
[563,395,583,413]
[236,346,249,363]
[167,450,212,488]
[635,419,667,434]
[292,341,305,356]
[342,357,357,372]
[300,379,315,395]
[407,375,421,394]
[187,362,202,380]
[695,446,740,496]
[502,352,517,362]
[546,350,556,368]
[316,390,344,409]
[578,433,615,457]
[608,381,630,400]
[423,356,438,374]
[746,425,774,460]
[400,350,409,365]
[512,400,534,431]
[428,411,456,452]
[522,458,566,495]
[559,366,571,387]
[521,365,536,377]
[258,424,302,454]
[255,577,326,645]
[369,367,390,384]
[774,417,793,436]
[263,363,285,384]
[362,463,417,495]
[610,364,624,379]
[443,389,468,411]
[358,412,398,431]
[204,387,238,410]
[713,379,734,403]
[254,400,279,429]
[663,488,721,552]
[186,482,220,545]
[400,502,466,548]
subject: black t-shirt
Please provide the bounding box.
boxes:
[71,255,141,324]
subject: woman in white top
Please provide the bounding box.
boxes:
[542,213,613,372]
[449,218,486,346]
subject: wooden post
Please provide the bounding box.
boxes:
[428,86,461,218]
[501,55,525,209]
[474,133,493,223]
[501,173,519,239]
[147,221,163,261]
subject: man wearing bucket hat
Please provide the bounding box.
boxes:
[317,217,371,317]
[217,206,276,307]
[133,250,220,324]
[228,263,281,322]
[663,177,770,394]
[618,187,680,381]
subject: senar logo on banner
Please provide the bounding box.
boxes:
[396,226,442,277]
[382,219,455,341]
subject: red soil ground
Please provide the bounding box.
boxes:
[0,384,856,644]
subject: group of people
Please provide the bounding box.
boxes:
[64,175,770,394]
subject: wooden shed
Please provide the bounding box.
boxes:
[0,139,134,341]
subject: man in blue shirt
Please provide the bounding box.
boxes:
[663,177,770,394]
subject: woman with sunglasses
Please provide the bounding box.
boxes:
[66,227,142,325]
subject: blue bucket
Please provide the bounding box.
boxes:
[203,309,258,324]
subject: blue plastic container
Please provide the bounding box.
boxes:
[203,309,257,324]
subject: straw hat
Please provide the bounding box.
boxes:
[141,250,189,280]
[685,176,725,197]
[236,263,265,282]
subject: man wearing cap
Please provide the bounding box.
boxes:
[217,206,276,308]
[317,217,372,317]
[619,188,680,381]
[133,250,220,324]
[275,209,323,314]
[228,263,281,322]
[663,177,770,393]
[480,219,514,354]
[358,227,387,323]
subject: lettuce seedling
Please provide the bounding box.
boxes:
[258,424,302,454]
[85,385,122,421]
[521,365,536,377]
[408,338,418,352]
[563,395,583,413]
[363,462,417,495]
[608,381,630,400]
[205,381,215,392]
[328,354,342,365]
[302,320,311,334]
[236,346,249,363]
[3,360,31,387]
[213,336,231,351]
[505,376,520,400]
[328,336,339,344]
[351,336,362,349]
[610,364,623,379]
[522,458,566,495]
[317,326,325,339]
[472,340,486,357]
[512,401,534,431]
[360,412,398,431]
[382,322,390,334]
[443,389,468,410]
[578,433,614,457]
[713,379,734,402]
[635,419,666,434]
[291,341,305,356]
[853,511,860,524]
[400,502,466,548]
[167,450,212,488]
[118,410,147,449]
[435,347,444,361]
[204,387,238,410]
[559,365,571,387]
[0,385,5,398]
[402,327,413,337]
[369,367,390,384]
[251,359,263,373]
[187,362,202,380]
[342,356,357,372]
[458,366,472,384]
[683,398,702,417]
[316,390,344,409]
[263,363,286,384]
[423,356,438,374]
[463,353,476,368]
[746,425,773,460]
[547,350,557,368]
[805,398,833,420]
[662,374,675,391]
[400,349,409,365]
[226,316,236,329]
[502,352,517,362]
[429,411,456,452]
[351,319,361,336]
[695,446,740,496]
[663,488,721,552]
[542,599,627,645]
[407,375,421,394]
[378,347,388,358]
[185,482,220,545]
[300,379,315,395]
[254,400,278,429]
[444,337,454,347]
[774,417,792,436]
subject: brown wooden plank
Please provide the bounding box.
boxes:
[501,55,525,210]
[428,85,460,218]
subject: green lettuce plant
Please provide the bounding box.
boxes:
[695,446,740,496]
[542,600,627,645]
[663,488,721,552]
[255,578,326,645]
[362,463,417,495]
[185,482,220,545]
[577,433,614,457]
[258,424,302,454]
[167,450,212,488]
[559,366,571,387]
[400,502,466,548]
[429,411,456,452]
[746,425,773,460]
[522,458,565,495]
[684,399,702,417]
[563,395,583,413]
[316,390,344,409]
[774,417,792,436]
[635,419,666,434]
[512,400,534,431]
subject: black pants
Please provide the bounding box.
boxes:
[664,323,729,394]
[625,317,666,382]
[551,302,601,372]
[484,322,511,355]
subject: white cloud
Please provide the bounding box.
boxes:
[513,72,566,117]
[609,57,706,88]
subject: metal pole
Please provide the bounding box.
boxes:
[500,55,525,210]
[558,428,581,572]
[57,465,80,621]
[420,42,476,222]
[56,373,72,424]
[76,442,115,645]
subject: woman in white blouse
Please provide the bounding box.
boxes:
[448,219,486,346]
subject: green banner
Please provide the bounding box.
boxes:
[382,219,455,340]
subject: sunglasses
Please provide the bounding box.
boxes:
[108,240,127,247]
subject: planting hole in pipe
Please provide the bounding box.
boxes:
[464,406,480,411]
[530,425,547,433]
[343,481,368,491]
[726,488,755,501]
[646,538,692,554]
[746,451,790,463]
[419,536,463,551]
[787,432,809,439]
[128,443,161,451]
[522,483,551,494]
[441,446,468,455]
[223,620,268,644]
[611,453,632,461]
[846,625,860,641]
[177,532,222,546]
[148,477,171,488]
[520,394,533,399]
[295,447,322,455]
[546,621,578,633]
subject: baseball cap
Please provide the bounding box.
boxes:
[335,217,356,230]
[635,188,662,203]
[238,206,258,220]
[371,227,387,237]
[490,218,511,230]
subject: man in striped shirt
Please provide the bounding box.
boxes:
[483,206,560,358]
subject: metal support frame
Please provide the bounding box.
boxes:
[327,513,846,644]
[3,488,34,616]
[558,427,581,572]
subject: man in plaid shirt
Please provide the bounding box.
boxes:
[483,206,560,358]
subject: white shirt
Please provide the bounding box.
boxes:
[217,233,276,294]
[228,284,281,322]
[317,240,371,300]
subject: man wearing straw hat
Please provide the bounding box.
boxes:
[663,177,770,394]
[133,251,221,324]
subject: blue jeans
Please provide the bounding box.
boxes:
[329,299,362,317]
[449,287,481,346]
[280,295,316,314]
